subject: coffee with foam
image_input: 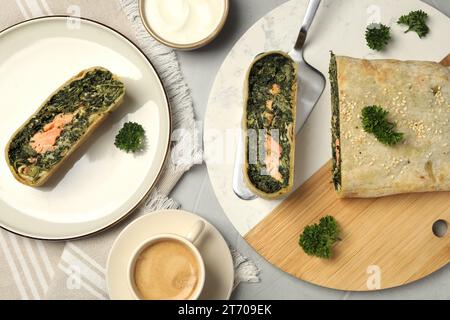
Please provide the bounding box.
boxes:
[133,239,200,300]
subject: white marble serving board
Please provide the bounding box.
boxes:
[204,0,450,236]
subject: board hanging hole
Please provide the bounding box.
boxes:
[432,220,448,238]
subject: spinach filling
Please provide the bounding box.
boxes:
[329,52,341,190]
[8,69,124,180]
[246,53,296,193]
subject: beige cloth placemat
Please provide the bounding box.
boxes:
[0,0,135,39]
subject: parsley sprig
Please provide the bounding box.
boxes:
[365,23,391,51]
[114,122,146,153]
[398,10,430,38]
[361,106,404,146]
[299,216,341,259]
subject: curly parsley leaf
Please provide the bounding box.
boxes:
[398,10,429,38]
[114,122,146,153]
[299,215,340,259]
[365,23,391,51]
[361,106,404,146]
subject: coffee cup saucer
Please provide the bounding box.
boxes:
[106,209,235,300]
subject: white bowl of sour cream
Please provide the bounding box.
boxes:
[139,0,229,50]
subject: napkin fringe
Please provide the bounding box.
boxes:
[144,189,180,211]
[231,248,261,288]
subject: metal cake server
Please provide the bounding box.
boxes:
[232,0,326,200]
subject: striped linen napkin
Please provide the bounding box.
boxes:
[0,0,259,300]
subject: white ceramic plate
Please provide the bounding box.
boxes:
[204,0,450,236]
[0,17,171,240]
[106,210,234,300]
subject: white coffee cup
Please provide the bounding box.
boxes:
[127,220,206,300]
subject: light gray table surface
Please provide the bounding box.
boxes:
[172,0,450,300]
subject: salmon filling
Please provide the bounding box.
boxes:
[269,83,281,95]
[264,134,283,182]
[30,113,74,154]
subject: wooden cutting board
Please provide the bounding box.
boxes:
[245,55,450,291]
